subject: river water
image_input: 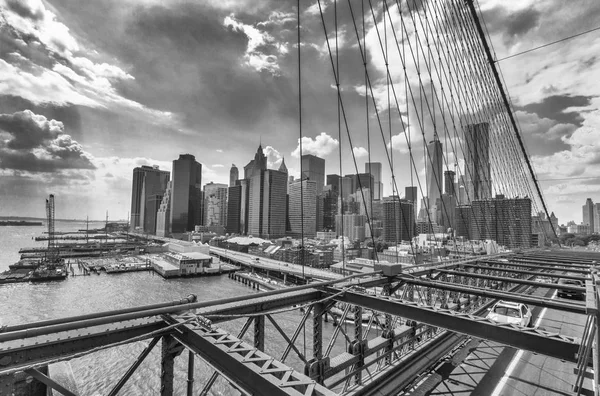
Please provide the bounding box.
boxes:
[0,221,351,395]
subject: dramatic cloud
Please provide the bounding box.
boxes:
[291,132,339,158]
[224,13,289,75]
[0,110,95,172]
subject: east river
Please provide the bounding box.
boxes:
[0,221,351,395]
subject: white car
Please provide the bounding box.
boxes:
[486,300,532,327]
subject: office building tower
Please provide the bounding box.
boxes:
[156,181,173,237]
[426,137,443,221]
[455,205,471,238]
[471,195,531,249]
[365,162,383,200]
[405,186,417,203]
[382,197,415,244]
[444,170,456,196]
[322,185,338,231]
[464,123,491,201]
[239,179,249,234]
[302,154,325,195]
[130,165,170,234]
[594,205,600,233]
[289,179,317,238]
[583,198,595,232]
[335,214,367,242]
[226,184,242,234]
[204,182,228,227]
[170,154,202,234]
[345,173,374,198]
[257,169,288,238]
[436,194,456,231]
[244,145,267,179]
[229,164,239,187]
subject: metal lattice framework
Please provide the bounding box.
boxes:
[1,250,599,395]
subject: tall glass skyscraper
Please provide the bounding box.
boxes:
[464,123,491,201]
[301,154,325,195]
[170,154,202,233]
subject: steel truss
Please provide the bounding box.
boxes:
[1,252,599,395]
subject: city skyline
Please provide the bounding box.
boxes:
[0,0,599,223]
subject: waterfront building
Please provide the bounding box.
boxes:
[301,154,325,195]
[130,165,170,234]
[289,179,317,238]
[170,154,202,234]
[464,123,492,201]
[365,162,383,200]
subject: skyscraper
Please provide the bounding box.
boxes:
[471,195,531,249]
[289,179,317,238]
[426,138,443,218]
[156,181,172,237]
[170,154,202,234]
[365,162,383,200]
[301,154,325,195]
[583,198,595,232]
[444,170,456,196]
[204,182,228,227]
[229,164,239,187]
[382,197,415,244]
[226,184,242,234]
[464,123,491,201]
[405,186,417,203]
[130,165,170,233]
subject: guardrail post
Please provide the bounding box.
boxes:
[161,335,184,396]
[382,283,394,365]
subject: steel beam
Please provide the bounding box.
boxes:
[512,257,593,268]
[108,336,160,396]
[187,350,194,396]
[254,316,265,351]
[164,316,335,396]
[399,277,586,314]
[436,269,585,292]
[24,368,77,396]
[326,287,580,363]
[160,335,184,396]
[0,319,167,373]
[480,260,591,274]
[460,263,588,280]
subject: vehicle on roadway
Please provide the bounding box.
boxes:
[486,300,532,327]
[557,278,585,300]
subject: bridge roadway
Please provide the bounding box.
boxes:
[210,246,343,281]
[406,281,590,395]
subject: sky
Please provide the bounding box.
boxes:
[0,0,599,223]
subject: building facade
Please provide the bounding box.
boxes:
[130,165,170,234]
[382,197,415,244]
[365,162,383,200]
[170,154,202,234]
[288,179,317,238]
[301,154,325,195]
[464,123,492,201]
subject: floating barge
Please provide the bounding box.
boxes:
[0,260,68,284]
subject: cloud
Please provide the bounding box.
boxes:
[0,0,175,123]
[352,146,368,158]
[0,110,95,172]
[212,164,225,168]
[224,13,287,75]
[263,145,283,168]
[216,149,223,153]
[291,132,339,158]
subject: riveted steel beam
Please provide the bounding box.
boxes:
[325,287,580,363]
